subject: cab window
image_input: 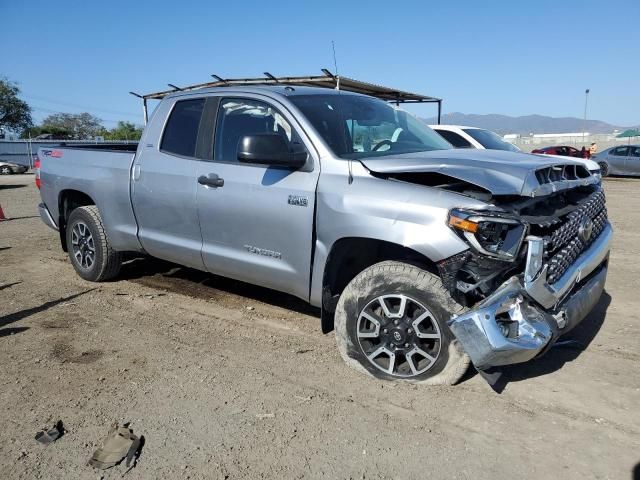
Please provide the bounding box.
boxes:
[214,98,299,162]
[160,99,206,157]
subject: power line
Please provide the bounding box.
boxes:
[30,106,140,125]
[22,92,139,118]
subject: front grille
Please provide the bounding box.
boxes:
[545,190,608,284]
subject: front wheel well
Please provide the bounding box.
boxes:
[320,237,438,333]
[58,190,96,251]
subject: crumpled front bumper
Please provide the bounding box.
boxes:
[448,223,612,370]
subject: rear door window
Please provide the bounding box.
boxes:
[434,129,472,148]
[160,98,206,157]
[462,128,520,152]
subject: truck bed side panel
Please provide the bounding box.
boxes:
[38,147,142,252]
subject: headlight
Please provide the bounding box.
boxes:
[448,208,527,261]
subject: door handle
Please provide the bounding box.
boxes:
[198,173,224,188]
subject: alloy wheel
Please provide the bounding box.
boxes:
[356,294,442,378]
[71,221,96,270]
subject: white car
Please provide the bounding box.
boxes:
[430,124,601,176]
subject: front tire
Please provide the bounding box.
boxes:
[0,166,12,175]
[66,206,123,282]
[598,162,609,177]
[335,261,470,385]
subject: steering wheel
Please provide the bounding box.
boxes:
[372,139,393,152]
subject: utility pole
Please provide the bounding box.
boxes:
[582,88,590,144]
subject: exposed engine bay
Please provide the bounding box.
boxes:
[437,183,605,307]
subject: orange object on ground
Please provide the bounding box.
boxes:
[0,204,7,221]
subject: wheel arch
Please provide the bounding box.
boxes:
[58,189,96,252]
[597,160,610,176]
[319,236,440,333]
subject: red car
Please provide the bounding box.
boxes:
[531,145,585,158]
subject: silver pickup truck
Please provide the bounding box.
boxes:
[36,86,612,385]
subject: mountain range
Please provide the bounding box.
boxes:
[421,113,638,135]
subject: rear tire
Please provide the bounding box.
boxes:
[335,261,470,385]
[0,166,12,175]
[598,162,609,177]
[66,206,123,282]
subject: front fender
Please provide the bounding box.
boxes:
[309,162,486,307]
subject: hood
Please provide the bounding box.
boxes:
[359,149,598,197]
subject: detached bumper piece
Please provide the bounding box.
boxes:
[449,223,612,370]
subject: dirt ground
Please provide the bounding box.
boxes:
[1,173,639,480]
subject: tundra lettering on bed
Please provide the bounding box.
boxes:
[36,82,611,386]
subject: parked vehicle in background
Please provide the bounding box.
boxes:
[430,125,521,152]
[529,145,601,177]
[35,85,611,386]
[591,145,640,177]
[0,161,29,175]
[431,125,601,179]
[531,145,584,158]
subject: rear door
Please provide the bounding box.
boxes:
[627,146,640,175]
[196,95,320,300]
[131,97,208,270]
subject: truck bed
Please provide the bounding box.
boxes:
[38,146,142,252]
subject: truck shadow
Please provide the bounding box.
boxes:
[0,289,95,336]
[119,256,320,318]
[478,291,611,393]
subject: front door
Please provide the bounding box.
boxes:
[607,146,629,175]
[196,96,319,300]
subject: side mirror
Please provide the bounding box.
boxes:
[237,134,307,168]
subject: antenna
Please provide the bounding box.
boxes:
[331,40,340,91]
[332,40,351,183]
[331,41,339,76]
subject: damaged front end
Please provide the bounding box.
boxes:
[441,186,612,370]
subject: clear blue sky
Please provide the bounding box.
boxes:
[3,0,639,127]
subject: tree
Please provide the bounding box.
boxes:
[22,125,74,140]
[104,121,143,141]
[41,112,103,139]
[0,77,32,133]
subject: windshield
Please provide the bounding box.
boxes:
[462,128,520,152]
[289,94,451,159]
